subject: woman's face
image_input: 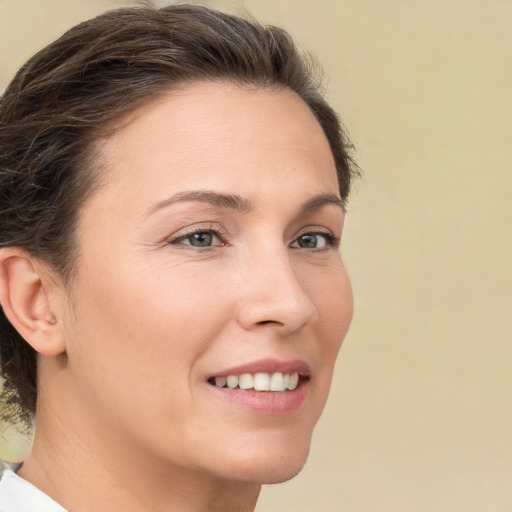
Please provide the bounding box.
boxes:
[59,82,352,484]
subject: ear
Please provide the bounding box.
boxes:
[0,247,66,356]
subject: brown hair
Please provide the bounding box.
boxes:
[0,3,357,426]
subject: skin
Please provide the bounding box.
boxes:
[9,82,353,511]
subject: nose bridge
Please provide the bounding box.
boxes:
[236,241,318,333]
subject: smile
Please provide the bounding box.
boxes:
[205,359,311,414]
[208,372,301,392]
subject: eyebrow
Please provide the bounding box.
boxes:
[145,190,253,217]
[145,190,344,217]
[299,193,345,214]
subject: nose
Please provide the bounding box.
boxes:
[235,249,319,334]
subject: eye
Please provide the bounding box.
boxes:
[291,232,334,249]
[169,228,224,248]
[186,232,218,247]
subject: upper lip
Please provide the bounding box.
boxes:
[210,358,311,378]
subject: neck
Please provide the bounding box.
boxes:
[19,380,261,512]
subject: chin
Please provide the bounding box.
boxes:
[245,453,310,485]
[216,432,313,485]
[226,457,310,485]
[256,459,309,485]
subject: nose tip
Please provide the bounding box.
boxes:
[235,258,319,334]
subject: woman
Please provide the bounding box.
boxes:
[0,4,356,511]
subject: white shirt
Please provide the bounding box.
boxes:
[0,468,66,512]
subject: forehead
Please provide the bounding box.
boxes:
[88,81,338,212]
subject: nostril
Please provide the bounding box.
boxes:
[257,320,283,326]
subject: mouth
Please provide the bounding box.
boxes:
[206,359,311,414]
[207,372,308,392]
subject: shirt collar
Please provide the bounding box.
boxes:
[0,467,67,512]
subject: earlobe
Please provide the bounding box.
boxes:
[0,248,66,356]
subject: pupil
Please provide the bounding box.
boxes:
[300,234,317,248]
[191,232,212,247]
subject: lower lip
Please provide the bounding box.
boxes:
[207,379,309,415]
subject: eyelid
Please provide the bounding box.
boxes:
[164,223,340,250]
[294,226,333,238]
[291,225,341,249]
[166,223,227,247]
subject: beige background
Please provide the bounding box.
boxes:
[1,1,510,511]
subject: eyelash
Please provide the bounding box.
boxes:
[168,224,227,251]
[292,230,339,250]
[167,226,339,251]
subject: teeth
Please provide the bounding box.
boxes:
[288,373,299,391]
[270,372,285,391]
[253,373,270,391]
[212,372,301,392]
[226,375,239,389]
[215,376,227,388]
[239,373,253,390]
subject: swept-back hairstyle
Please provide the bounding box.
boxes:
[0,3,357,426]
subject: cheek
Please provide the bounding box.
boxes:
[307,264,353,394]
[310,263,353,345]
[65,260,233,409]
